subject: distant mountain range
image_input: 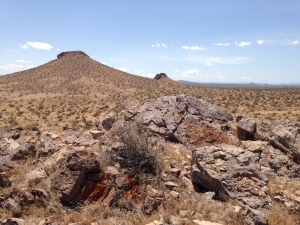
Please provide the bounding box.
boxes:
[177,80,300,88]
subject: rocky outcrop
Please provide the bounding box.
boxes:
[154,73,168,80]
[117,94,235,146]
[57,51,89,59]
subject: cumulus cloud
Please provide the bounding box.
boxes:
[56,48,60,51]
[190,46,204,50]
[174,70,179,73]
[15,59,30,63]
[0,64,23,69]
[257,40,264,45]
[205,62,213,66]
[182,45,204,50]
[237,42,251,47]
[291,40,299,45]
[213,43,230,46]
[117,67,130,73]
[182,69,201,78]
[20,44,29,49]
[134,69,144,75]
[20,42,52,50]
[242,77,251,80]
[151,43,168,48]
[27,65,36,69]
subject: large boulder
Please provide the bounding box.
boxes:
[118,95,235,146]
[51,168,85,204]
[236,114,256,140]
[255,120,300,163]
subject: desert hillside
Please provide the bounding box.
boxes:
[0,51,299,128]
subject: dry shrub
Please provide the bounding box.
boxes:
[268,203,299,225]
[110,120,159,174]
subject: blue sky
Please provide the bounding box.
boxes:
[1,1,299,83]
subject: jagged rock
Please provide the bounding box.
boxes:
[144,196,159,215]
[25,167,47,181]
[1,218,25,225]
[254,121,274,141]
[237,114,256,140]
[11,189,35,206]
[31,188,49,199]
[146,185,163,198]
[105,166,119,175]
[170,191,180,198]
[1,198,18,209]
[118,95,234,146]
[66,152,100,174]
[0,172,11,187]
[39,136,59,156]
[51,168,85,204]
[98,114,116,131]
[0,155,16,171]
[61,131,96,146]
[90,130,103,139]
[191,144,270,217]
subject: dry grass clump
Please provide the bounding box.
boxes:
[268,203,299,225]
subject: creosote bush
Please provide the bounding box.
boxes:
[110,120,159,175]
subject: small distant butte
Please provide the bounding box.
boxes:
[154,73,168,80]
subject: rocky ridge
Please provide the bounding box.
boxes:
[0,95,299,224]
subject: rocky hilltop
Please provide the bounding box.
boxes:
[1,95,299,225]
[57,51,89,59]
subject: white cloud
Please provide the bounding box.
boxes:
[134,69,144,75]
[291,40,299,45]
[20,42,52,50]
[182,69,201,78]
[15,59,30,63]
[156,43,160,47]
[257,40,264,45]
[174,70,179,73]
[20,44,29,49]
[242,77,251,80]
[117,67,130,73]
[27,65,36,69]
[182,46,189,50]
[205,62,213,66]
[214,43,230,46]
[151,44,155,47]
[0,64,23,69]
[237,42,251,47]
[56,48,60,51]
[190,46,204,50]
[162,43,167,48]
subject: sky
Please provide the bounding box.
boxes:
[1,1,300,84]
